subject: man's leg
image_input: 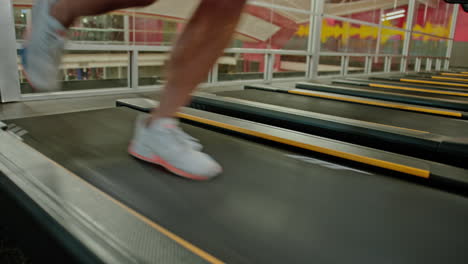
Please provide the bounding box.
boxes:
[150,0,248,121]
[130,0,248,180]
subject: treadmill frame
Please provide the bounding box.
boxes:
[0,121,208,264]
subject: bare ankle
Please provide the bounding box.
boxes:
[148,110,176,126]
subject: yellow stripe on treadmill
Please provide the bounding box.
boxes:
[400,78,468,88]
[177,113,430,179]
[441,73,468,78]
[289,90,462,118]
[432,76,468,83]
[45,159,224,264]
[369,83,468,97]
[462,72,468,74]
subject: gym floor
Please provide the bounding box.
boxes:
[0,80,304,120]
[0,230,31,264]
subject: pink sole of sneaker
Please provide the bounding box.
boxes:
[128,144,214,181]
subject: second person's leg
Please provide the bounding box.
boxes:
[23,0,158,91]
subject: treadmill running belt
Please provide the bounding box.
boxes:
[215,89,468,138]
[341,82,468,101]
[7,107,468,264]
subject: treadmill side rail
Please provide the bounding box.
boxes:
[295,82,468,113]
[117,98,468,189]
[0,130,210,264]
[244,84,465,119]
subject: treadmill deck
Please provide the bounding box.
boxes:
[6,107,468,264]
[215,89,468,138]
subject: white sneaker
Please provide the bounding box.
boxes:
[133,114,203,151]
[21,0,66,92]
[129,116,222,180]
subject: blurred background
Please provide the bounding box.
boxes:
[2,0,466,100]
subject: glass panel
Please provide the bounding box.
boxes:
[70,14,126,44]
[19,51,129,94]
[420,57,428,72]
[324,0,380,24]
[252,1,311,12]
[390,57,402,72]
[138,51,168,86]
[13,6,30,41]
[273,55,306,79]
[218,53,265,81]
[379,29,405,55]
[407,56,417,72]
[410,35,448,57]
[371,56,385,73]
[128,12,183,46]
[321,19,378,53]
[413,0,453,38]
[234,4,310,51]
[13,3,129,44]
[348,56,366,74]
[324,0,409,28]
[380,5,409,30]
[428,58,434,71]
[318,56,342,76]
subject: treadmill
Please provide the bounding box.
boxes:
[368,76,468,90]
[2,99,468,263]
[296,81,468,112]
[404,74,468,84]
[189,86,468,167]
[336,78,468,94]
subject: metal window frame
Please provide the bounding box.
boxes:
[435,58,442,71]
[1,0,460,102]
[264,53,274,82]
[415,57,422,72]
[384,56,392,72]
[445,6,459,70]
[307,0,324,79]
[342,56,349,76]
[365,56,372,74]
[401,0,416,73]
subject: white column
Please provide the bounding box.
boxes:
[130,50,139,88]
[401,0,416,73]
[435,59,442,71]
[384,56,391,72]
[0,0,21,102]
[123,15,130,44]
[415,57,421,72]
[445,6,459,70]
[426,58,432,72]
[308,0,325,78]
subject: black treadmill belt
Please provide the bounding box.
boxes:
[343,83,468,101]
[7,108,468,264]
[215,89,468,138]
[370,78,468,90]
